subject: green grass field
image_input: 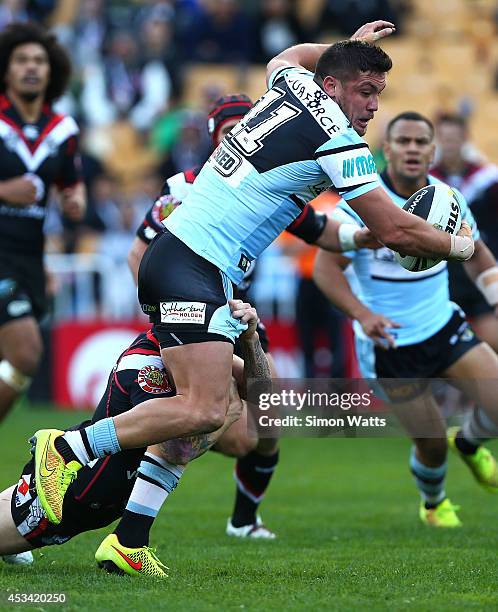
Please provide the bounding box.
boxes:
[0,403,496,611]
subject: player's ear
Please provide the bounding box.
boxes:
[428,142,436,165]
[322,76,338,98]
[383,138,391,161]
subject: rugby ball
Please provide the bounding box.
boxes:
[394,184,462,272]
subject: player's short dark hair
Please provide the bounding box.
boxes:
[435,112,468,132]
[0,22,71,103]
[315,40,392,84]
[386,111,434,140]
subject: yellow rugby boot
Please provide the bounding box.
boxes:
[95,534,168,578]
[448,427,498,493]
[419,498,462,528]
[30,429,82,524]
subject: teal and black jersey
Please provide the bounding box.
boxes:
[165,66,379,283]
[333,171,480,347]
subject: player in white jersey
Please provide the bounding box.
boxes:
[31,22,476,528]
[314,112,498,527]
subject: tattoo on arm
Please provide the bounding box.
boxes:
[157,338,270,466]
[240,336,271,398]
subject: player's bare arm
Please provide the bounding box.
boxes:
[266,20,395,84]
[462,238,498,316]
[462,238,497,280]
[313,249,400,348]
[128,237,148,284]
[348,187,474,261]
[156,376,244,465]
[229,299,271,396]
[59,182,86,221]
[314,216,383,252]
[0,176,38,206]
[154,302,268,464]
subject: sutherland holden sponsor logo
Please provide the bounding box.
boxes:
[160,301,206,324]
[342,154,376,179]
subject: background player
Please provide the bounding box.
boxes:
[32,23,476,528]
[127,92,381,540]
[314,112,498,527]
[0,301,265,577]
[0,22,85,422]
[431,113,498,352]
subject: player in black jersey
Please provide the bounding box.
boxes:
[0,301,264,577]
[0,23,85,421]
[126,94,381,541]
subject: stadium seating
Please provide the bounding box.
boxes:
[100,0,498,186]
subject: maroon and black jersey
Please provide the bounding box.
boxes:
[91,329,174,421]
[12,329,176,548]
[0,94,82,257]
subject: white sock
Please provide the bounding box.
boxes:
[63,430,91,464]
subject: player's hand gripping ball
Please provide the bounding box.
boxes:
[395,184,462,272]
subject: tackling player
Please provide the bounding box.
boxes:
[0,23,85,422]
[0,301,264,577]
[32,22,476,527]
[314,112,498,527]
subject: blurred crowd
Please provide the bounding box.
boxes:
[0,0,410,259]
[6,0,498,379]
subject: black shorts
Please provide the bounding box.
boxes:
[448,261,492,318]
[11,450,143,549]
[374,309,481,401]
[0,254,46,325]
[138,230,247,348]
